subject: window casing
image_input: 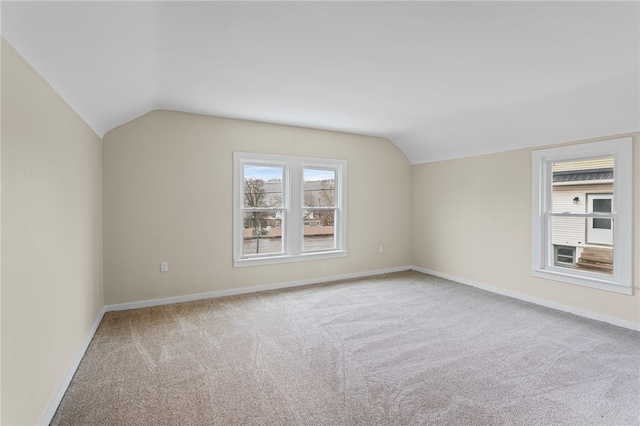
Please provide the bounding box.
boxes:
[531,138,632,294]
[234,152,347,267]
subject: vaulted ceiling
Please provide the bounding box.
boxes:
[2,1,638,163]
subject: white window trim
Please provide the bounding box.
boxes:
[233,152,347,267]
[531,137,633,294]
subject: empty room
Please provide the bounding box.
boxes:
[1,1,639,425]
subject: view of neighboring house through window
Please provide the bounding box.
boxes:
[531,138,632,294]
[233,152,347,267]
[551,157,614,275]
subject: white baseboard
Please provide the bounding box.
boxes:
[104,266,413,312]
[411,266,640,331]
[39,306,106,425]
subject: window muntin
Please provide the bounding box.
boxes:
[234,153,347,267]
[242,210,284,257]
[531,138,632,294]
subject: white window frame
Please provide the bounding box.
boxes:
[234,152,347,267]
[531,137,633,294]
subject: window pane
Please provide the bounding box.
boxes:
[551,157,613,213]
[551,216,613,275]
[578,246,614,276]
[303,168,335,207]
[303,209,335,251]
[244,165,283,208]
[551,215,586,248]
[243,211,283,256]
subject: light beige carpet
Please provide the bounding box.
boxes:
[52,271,640,425]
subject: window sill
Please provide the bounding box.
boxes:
[234,249,347,268]
[532,268,632,295]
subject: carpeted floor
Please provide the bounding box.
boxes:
[52,271,640,425]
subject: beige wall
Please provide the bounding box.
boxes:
[1,39,103,425]
[411,133,640,324]
[103,110,412,305]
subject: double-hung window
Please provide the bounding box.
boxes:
[531,137,632,294]
[233,152,347,267]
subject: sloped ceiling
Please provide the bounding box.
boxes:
[2,1,638,163]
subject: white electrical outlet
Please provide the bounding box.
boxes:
[379,246,384,254]
[160,261,168,272]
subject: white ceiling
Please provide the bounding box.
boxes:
[2,1,639,163]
